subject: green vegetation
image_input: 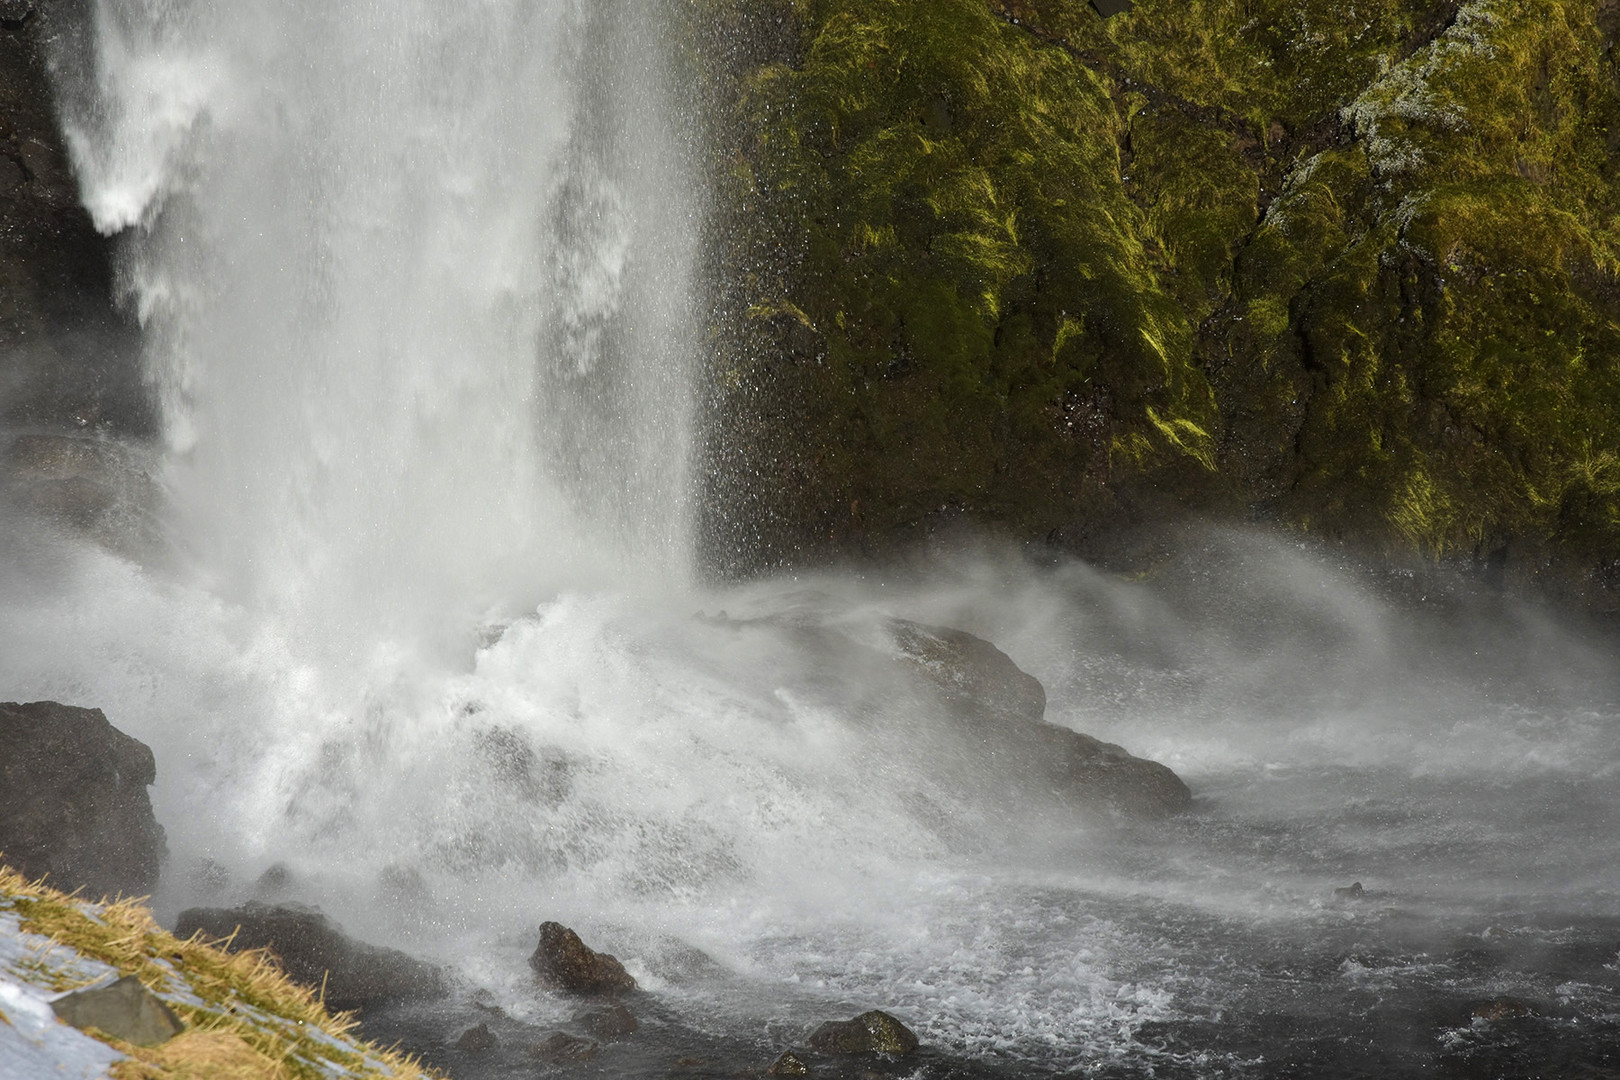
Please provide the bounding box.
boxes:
[0,867,439,1080]
[696,0,1620,601]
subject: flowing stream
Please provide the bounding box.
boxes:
[1,2,1617,1077]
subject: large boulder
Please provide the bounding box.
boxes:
[529,921,637,994]
[0,700,166,897]
[173,902,448,1014]
[891,620,1191,819]
[806,1009,919,1055]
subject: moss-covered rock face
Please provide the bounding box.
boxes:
[697,0,1620,604]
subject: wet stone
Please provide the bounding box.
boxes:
[806,1010,919,1055]
[528,1031,600,1063]
[1471,997,1535,1021]
[529,920,637,994]
[51,975,183,1047]
[767,1049,811,1075]
[1334,882,1366,900]
[579,1000,638,1039]
[455,1022,498,1053]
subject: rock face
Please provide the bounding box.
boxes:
[0,701,166,898]
[172,902,448,1014]
[529,921,638,994]
[892,620,1191,818]
[806,1010,919,1055]
[697,0,1620,611]
[0,9,150,437]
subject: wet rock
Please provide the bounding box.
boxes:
[455,1022,498,1052]
[529,921,637,994]
[252,862,295,899]
[1470,996,1535,1021]
[767,1049,811,1075]
[1335,882,1366,900]
[580,1000,638,1039]
[51,975,183,1046]
[891,620,1191,818]
[806,1010,919,1055]
[0,700,166,898]
[891,619,1045,725]
[172,901,448,1014]
[1031,722,1193,819]
[528,1031,600,1063]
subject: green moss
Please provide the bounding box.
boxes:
[699,0,1620,596]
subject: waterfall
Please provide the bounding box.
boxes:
[51,0,700,667]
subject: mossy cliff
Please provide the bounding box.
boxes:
[695,0,1620,604]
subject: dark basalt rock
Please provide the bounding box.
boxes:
[455,1022,499,1053]
[528,1031,600,1062]
[173,901,448,1014]
[51,975,183,1046]
[580,1000,638,1039]
[0,700,166,898]
[1470,997,1535,1021]
[766,1049,810,1075]
[806,1010,919,1055]
[529,921,637,994]
[891,621,1191,818]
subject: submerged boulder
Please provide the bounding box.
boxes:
[891,621,1191,818]
[529,921,638,994]
[806,1009,919,1055]
[0,700,166,898]
[173,902,447,1014]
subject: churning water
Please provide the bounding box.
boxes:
[2,2,1618,1077]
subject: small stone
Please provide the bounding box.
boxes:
[767,1049,811,1075]
[528,1031,600,1062]
[529,921,637,994]
[675,1056,704,1067]
[1334,882,1365,900]
[806,1010,919,1055]
[580,1000,638,1039]
[455,1022,498,1053]
[51,976,183,1047]
[1471,997,1534,1021]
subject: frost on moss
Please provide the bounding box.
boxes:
[699,0,1620,597]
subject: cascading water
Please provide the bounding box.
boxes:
[2,3,1618,1078]
[57,0,698,665]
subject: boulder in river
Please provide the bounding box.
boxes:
[0,700,166,898]
[529,921,637,994]
[806,1009,919,1055]
[890,620,1191,818]
[766,1049,810,1075]
[580,1000,638,1039]
[528,1031,599,1062]
[173,901,448,1014]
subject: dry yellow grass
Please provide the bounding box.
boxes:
[0,864,442,1080]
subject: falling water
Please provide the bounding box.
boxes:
[52,0,699,666]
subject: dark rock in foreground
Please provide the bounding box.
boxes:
[892,621,1191,818]
[173,901,448,1014]
[767,1049,810,1075]
[0,700,167,898]
[455,1022,498,1052]
[528,1031,599,1062]
[529,920,637,994]
[51,975,183,1047]
[580,1000,638,1039]
[806,1010,919,1055]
